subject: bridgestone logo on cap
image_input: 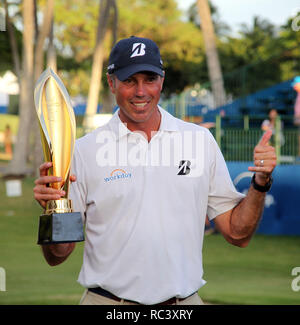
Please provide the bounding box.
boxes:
[130,43,146,58]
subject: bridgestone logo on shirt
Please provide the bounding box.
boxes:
[95,125,205,178]
[177,160,191,175]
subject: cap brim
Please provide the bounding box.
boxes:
[114,64,164,81]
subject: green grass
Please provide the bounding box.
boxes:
[0,177,300,305]
[199,234,300,305]
[0,177,84,305]
[0,114,19,135]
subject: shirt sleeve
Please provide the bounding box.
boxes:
[206,132,245,221]
[69,143,87,224]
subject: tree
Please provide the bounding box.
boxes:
[187,1,230,37]
[5,0,35,176]
[196,0,226,107]
[5,0,54,176]
[32,0,54,174]
[47,18,57,71]
[53,0,204,98]
[83,0,118,131]
[4,0,21,80]
[33,0,54,81]
[116,0,205,95]
[278,11,300,80]
[218,16,284,98]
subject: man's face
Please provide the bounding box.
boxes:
[107,72,164,127]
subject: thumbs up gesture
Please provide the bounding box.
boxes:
[248,130,277,185]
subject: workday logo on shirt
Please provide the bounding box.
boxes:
[104,169,132,183]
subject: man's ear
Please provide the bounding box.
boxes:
[107,73,116,94]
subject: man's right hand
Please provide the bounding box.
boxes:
[33,162,76,209]
[34,162,77,266]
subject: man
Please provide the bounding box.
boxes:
[33,36,276,305]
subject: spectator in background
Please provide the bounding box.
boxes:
[4,124,12,158]
[261,109,284,147]
[292,76,300,157]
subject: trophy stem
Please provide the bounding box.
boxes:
[45,198,73,214]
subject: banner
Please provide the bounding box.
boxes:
[227,162,300,235]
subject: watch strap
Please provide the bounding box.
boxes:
[251,174,273,192]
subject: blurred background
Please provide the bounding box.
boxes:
[0,0,300,305]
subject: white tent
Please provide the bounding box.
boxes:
[0,92,8,106]
[0,71,19,106]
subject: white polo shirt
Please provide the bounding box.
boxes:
[70,106,244,305]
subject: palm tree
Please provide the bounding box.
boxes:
[32,0,54,174]
[83,0,118,132]
[5,0,54,176]
[6,0,35,176]
[196,0,226,108]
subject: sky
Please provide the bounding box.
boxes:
[176,0,300,33]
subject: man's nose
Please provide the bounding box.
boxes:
[135,81,146,97]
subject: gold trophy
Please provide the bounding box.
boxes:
[34,68,84,245]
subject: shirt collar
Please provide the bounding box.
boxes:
[108,105,179,140]
[158,105,179,132]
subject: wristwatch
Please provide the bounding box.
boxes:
[251,174,273,192]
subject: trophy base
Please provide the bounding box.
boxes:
[37,212,85,245]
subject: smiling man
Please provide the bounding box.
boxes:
[34,36,277,305]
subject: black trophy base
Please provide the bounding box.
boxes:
[37,212,85,245]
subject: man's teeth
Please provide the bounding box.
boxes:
[133,102,147,107]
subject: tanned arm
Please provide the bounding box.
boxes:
[214,130,276,247]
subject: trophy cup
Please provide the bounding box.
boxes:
[34,68,84,245]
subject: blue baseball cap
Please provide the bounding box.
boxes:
[107,36,164,81]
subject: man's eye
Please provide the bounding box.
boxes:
[124,78,134,84]
[147,75,159,83]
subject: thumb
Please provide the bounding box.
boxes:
[258,129,272,146]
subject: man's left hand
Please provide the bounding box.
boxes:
[248,130,277,185]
